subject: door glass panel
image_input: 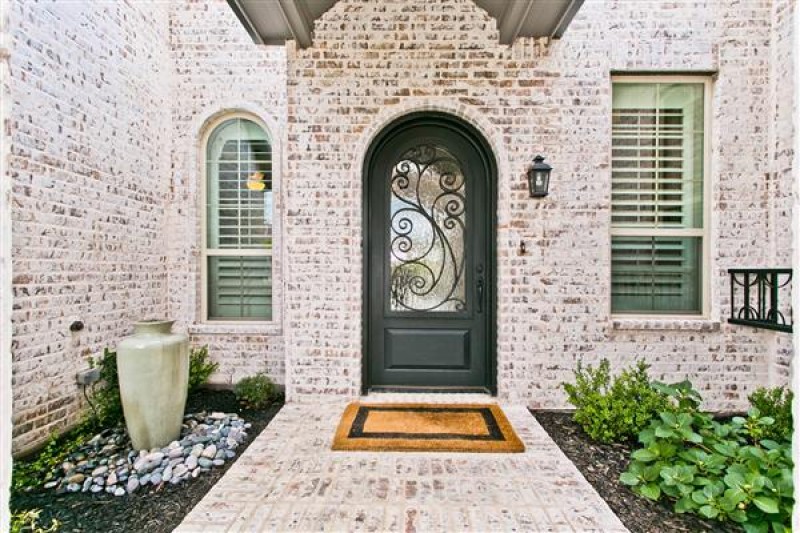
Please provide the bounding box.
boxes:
[389,144,466,312]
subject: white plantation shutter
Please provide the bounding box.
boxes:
[610,82,706,314]
[205,117,273,321]
[611,107,686,227]
[208,256,272,319]
[611,236,701,313]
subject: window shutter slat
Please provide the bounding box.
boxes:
[610,81,705,314]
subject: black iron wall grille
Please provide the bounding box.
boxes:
[729,269,793,333]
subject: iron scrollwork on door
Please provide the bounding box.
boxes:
[389,144,467,312]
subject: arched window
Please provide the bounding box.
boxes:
[203,115,273,321]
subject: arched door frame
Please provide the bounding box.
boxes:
[361,111,498,394]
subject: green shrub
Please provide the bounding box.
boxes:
[10,510,60,533]
[189,345,219,393]
[84,347,124,430]
[234,373,275,409]
[748,387,792,442]
[13,349,121,491]
[562,359,669,443]
[12,428,90,491]
[622,381,793,532]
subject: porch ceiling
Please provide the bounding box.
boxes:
[226,0,584,48]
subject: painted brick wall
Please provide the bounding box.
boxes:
[1,0,13,522]
[769,0,795,385]
[167,0,287,387]
[6,0,795,454]
[8,1,172,453]
[284,0,794,410]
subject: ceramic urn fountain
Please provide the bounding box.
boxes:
[117,320,189,450]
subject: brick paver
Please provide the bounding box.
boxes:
[176,397,627,532]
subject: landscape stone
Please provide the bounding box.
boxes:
[201,445,217,459]
[168,448,184,459]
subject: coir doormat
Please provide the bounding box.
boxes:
[332,403,525,453]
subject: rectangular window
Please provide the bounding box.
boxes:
[204,117,273,321]
[611,79,709,315]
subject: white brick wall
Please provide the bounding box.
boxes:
[167,0,287,387]
[7,1,172,453]
[1,0,13,522]
[5,0,795,454]
[283,0,795,410]
[769,0,795,385]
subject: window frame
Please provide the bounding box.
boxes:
[200,111,278,325]
[609,75,713,319]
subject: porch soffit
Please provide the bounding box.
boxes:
[226,0,584,48]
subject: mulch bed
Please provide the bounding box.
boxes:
[11,389,283,533]
[533,411,738,533]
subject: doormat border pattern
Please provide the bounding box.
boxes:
[332,403,525,453]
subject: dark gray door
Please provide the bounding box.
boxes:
[365,116,493,391]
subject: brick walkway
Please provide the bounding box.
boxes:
[176,396,627,532]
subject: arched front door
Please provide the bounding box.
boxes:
[363,113,496,393]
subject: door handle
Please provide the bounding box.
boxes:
[476,277,484,313]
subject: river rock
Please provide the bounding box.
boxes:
[145,452,164,463]
[201,445,217,459]
[168,448,184,459]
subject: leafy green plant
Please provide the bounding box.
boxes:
[10,509,60,533]
[562,359,669,443]
[748,387,792,442]
[189,345,219,393]
[621,381,794,532]
[12,429,90,491]
[14,348,123,491]
[84,347,124,430]
[234,373,275,410]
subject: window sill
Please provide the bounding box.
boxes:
[611,317,721,332]
[188,323,282,336]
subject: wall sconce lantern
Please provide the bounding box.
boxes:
[527,155,552,198]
